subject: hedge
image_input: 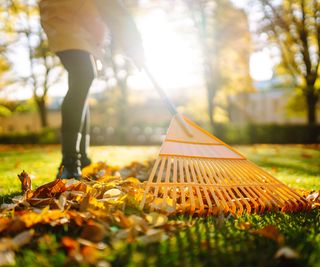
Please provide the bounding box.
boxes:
[0,124,319,145]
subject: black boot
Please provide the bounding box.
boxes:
[57,155,82,180]
[80,133,92,169]
[57,132,82,179]
[80,108,92,169]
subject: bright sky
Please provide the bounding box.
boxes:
[2,0,274,100]
[129,4,273,93]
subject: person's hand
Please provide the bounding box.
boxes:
[94,0,145,69]
[123,31,145,70]
[113,18,145,70]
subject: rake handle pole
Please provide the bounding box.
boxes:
[143,66,193,137]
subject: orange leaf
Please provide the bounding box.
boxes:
[81,246,99,264]
[252,225,284,245]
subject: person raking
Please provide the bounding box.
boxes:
[39,0,145,179]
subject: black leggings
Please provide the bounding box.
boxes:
[57,50,95,155]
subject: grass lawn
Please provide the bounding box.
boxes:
[0,144,320,267]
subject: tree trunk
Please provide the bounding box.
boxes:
[36,98,48,128]
[305,86,318,125]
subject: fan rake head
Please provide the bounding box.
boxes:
[139,116,310,216]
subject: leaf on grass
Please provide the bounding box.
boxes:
[61,236,79,257]
[80,221,106,243]
[149,198,175,214]
[12,229,35,250]
[18,170,32,193]
[81,245,100,264]
[252,225,284,245]
[306,191,319,202]
[0,251,15,266]
[32,179,66,198]
[128,215,149,233]
[146,212,168,227]
[103,189,122,199]
[55,194,67,211]
[19,209,69,228]
[275,246,299,259]
[137,229,166,245]
[113,210,132,228]
[236,221,252,230]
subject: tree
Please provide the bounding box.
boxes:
[1,0,62,128]
[184,0,252,131]
[256,0,320,124]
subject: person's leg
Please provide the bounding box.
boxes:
[57,50,95,179]
[80,106,92,168]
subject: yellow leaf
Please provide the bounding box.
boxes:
[145,212,168,227]
[236,221,252,230]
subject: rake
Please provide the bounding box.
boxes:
[139,67,310,216]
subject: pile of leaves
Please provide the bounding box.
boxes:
[0,162,192,266]
[0,161,319,266]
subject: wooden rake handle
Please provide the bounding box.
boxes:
[143,66,193,137]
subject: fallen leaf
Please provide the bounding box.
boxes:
[12,229,35,249]
[137,229,167,244]
[103,189,122,199]
[145,212,168,227]
[306,191,319,202]
[0,251,15,266]
[80,221,106,243]
[275,246,299,259]
[252,225,284,245]
[18,171,32,193]
[81,245,100,264]
[236,221,252,230]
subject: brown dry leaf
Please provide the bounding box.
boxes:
[252,225,284,245]
[32,179,66,198]
[80,221,106,243]
[18,170,32,193]
[113,211,132,228]
[128,215,149,233]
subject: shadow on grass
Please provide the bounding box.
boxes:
[111,211,320,267]
[0,191,21,203]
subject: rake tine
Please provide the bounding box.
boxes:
[140,157,161,210]
[192,159,213,215]
[201,159,229,214]
[161,156,172,210]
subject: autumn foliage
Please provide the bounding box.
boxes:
[0,161,319,265]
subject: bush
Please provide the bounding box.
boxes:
[0,128,59,144]
[213,123,320,144]
[0,124,318,145]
